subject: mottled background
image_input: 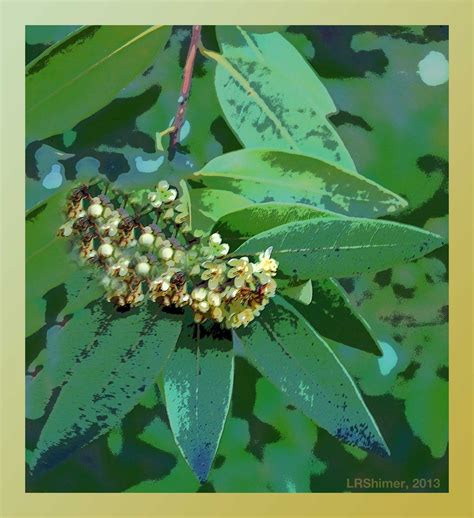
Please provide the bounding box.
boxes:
[26,25,448,492]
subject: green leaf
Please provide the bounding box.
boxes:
[240,26,288,34]
[26,25,171,140]
[179,179,193,227]
[192,149,406,217]
[289,278,383,356]
[288,31,448,211]
[279,278,313,306]
[403,375,448,458]
[58,269,104,321]
[27,302,112,420]
[234,217,445,279]
[236,296,389,455]
[107,426,124,456]
[29,302,182,472]
[212,202,335,251]
[164,316,234,482]
[188,188,252,234]
[26,187,79,336]
[207,26,354,169]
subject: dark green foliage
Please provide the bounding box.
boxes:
[26,24,448,492]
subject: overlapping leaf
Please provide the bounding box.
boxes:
[26,25,171,140]
[29,303,182,472]
[193,149,406,217]
[164,316,234,482]
[289,278,382,356]
[237,296,390,455]
[188,188,252,234]
[206,26,355,170]
[26,187,79,336]
[235,217,445,279]
[212,202,334,250]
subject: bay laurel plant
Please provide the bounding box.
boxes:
[26,25,446,483]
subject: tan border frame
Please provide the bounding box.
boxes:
[1,1,473,516]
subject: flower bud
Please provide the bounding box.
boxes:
[159,247,174,261]
[211,307,224,322]
[88,203,103,218]
[98,243,114,257]
[135,262,150,275]
[139,232,154,247]
[194,312,205,324]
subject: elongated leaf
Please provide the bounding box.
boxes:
[29,303,182,472]
[212,202,335,250]
[58,269,104,321]
[26,25,171,140]
[26,188,78,336]
[193,149,406,217]
[235,218,445,279]
[208,26,354,169]
[237,296,389,455]
[289,278,382,356]
[27,302,112,420]
[188,188,252,234]
[164,316,234,482]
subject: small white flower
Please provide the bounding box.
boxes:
[167,189,177,202]
[209,232,222,245]
[191,287,207,301]
[148,192,162,209]
[227,257,254,288]
[59,221,74,237]
[110,258,130,277]
[201,261,226,290]
[255,247,279,283]
[218,243,230,257]
[208,292,221,307]
[237,308,255,327]
[198,300,210,313]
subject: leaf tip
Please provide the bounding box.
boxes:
[188,449,214,483]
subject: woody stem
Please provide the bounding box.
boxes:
[168,25,202,160]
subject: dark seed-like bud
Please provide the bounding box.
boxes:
[171,271,186,287]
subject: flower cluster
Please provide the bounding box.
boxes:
[59,181,279,329]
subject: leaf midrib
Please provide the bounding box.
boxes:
[203,48,299,151]
[235,241,409,257]
[27,25,164,114]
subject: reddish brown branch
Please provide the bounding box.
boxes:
[168,25,202,160]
